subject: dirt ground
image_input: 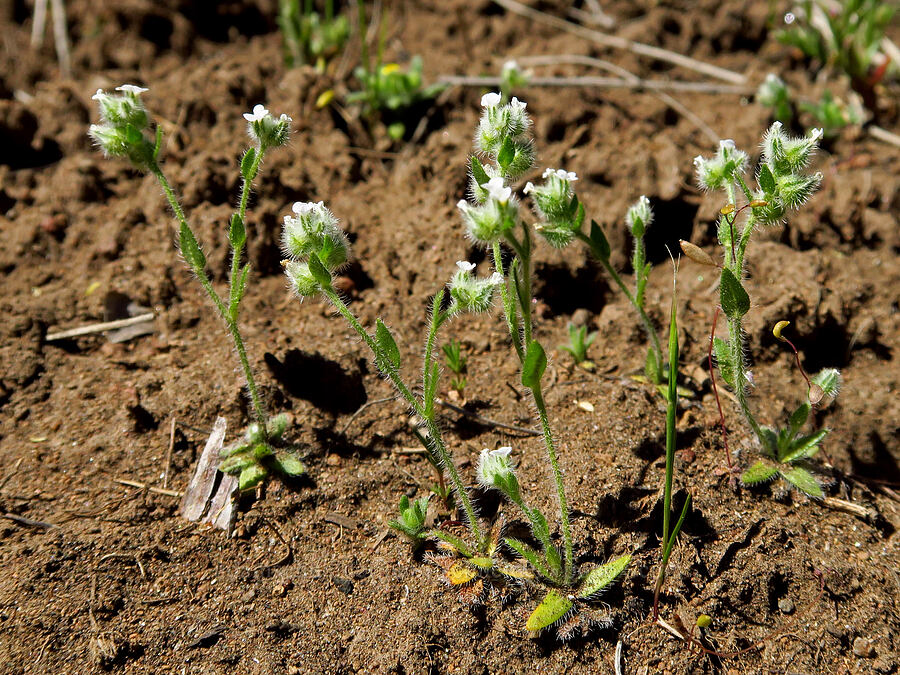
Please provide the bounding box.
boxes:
[1,1,899,673]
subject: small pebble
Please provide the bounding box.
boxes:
[852,636,876,658]
[325,453,341,467]
[240,589,256,604]
[777,597,794,614]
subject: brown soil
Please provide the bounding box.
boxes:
[1,1,899,673]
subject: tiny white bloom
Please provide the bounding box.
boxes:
[243,104,269,122]
[502,60,518,73]
[116,84,148,95]
[483,176,511,203]
[542,168,556,179]
[292,200,323,215]
[91,89,104,101]
[720,139,736,151]
[509,96,526,112]
[693,155,704,168]
[481,92,502,108]
[561,170,577,182]
[810,128,824,142]
[523,181,535,194]
[456,261,476,272]
[486,446,512,458]
[456,199,469,211]
[488,273,504,285]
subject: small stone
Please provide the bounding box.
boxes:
[240,589,256,604]
[852,637,875,658]
[777,597,794,614]
[570,308,591,327]
[325,453,341,467]
[332,576,353,595]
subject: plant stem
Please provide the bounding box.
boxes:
[153,166,267,431]
[493,240,523,363]
[230,147,265,316]
[321,286,483,547]
[530,383,573,584]
[727,315,764,444]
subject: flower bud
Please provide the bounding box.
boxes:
[244,104,292,149]
[625,195,653,238]
[92,86,150,130]
[283,260,323,298]
[457,190,518,245]
[694,139,748,191]
[281,201,349,270]
[526,168,580,247]
[448,261,504,314]
[679,240,717,267]
[476,446,521,503]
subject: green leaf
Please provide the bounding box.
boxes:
[229,213,246,250]
[241,147,257,180]
[645,345,662,385]
[179,222,206,272]
[526,590,574,632]
[780,466,823,498]
[219,452,255,475]
[470,556,494,571]
[497,136,515,170]
[220,441,250,459]
[780,429,828,463]
[758,163,776,194]
[430,529,473,558]
[521,340,547,389]
[576,554,631,600]
[375,319,401,371]
[266,413,290,439]
[307,252,332,287]
[588,219,611,260]
[573,200,585,230]
[712,338,734,387]
[788,402,811,439]
[470,155,490,190]
[741,461,779,486]
[238,463,267,491]
[504,537,553,581]
[720,268,750,318]
[272,451,306,477]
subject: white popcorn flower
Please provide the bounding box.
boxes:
[523,182,535,194]
[483,176,512,203]
[292,200,326,216]
[481,92,502,108]
[243,104,270,122]
[116,84,148,95]
[509,97,526,113]
[456,260,476,272]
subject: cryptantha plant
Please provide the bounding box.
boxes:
[687,123,841,497]
[89,86,305,490]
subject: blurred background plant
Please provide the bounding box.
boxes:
[278,0,350,71]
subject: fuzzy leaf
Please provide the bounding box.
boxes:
[470,556,494,571]
[307,252,332,286]
[526,590,574,632]
[430,529,473,558]
[375,319,401,371]
[238,463,267,491]
[788,402,811,439]
[576,554,631,600]
[219,452,255,475]
[497,136,515,170]
[504,537,553,581]
[741,461,779,486]
[645,346,662,385]
[758,163,776,194]
[220,441,251,460]
[470,155,490,191]
[495,564,535,581]
[521,340,547,390]
[179,222,206,272]
[272,451,305,477]
[266,413,290,439]
[713,337,734,387]
[720,268,750,319]
[240,147,257,180]
[780,466,823,498]
[588,220,611,261]
[228,213,246,251]
[780,429,827,463]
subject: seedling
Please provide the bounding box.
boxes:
[346,1,444,140]
[388,494,430,549]
[89,87,304,490]
[559,323,597,370]
[498,59,531,102]
[688,124,840,496]
[777,0,896,109]
[442,340,467,396]
[278,0,350,70]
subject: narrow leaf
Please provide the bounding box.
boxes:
[758,164,776,194]
[780,466,823,498]
[497,136,515,169]
[788,402,811,439]
[470,155,490,190]
[576,554,631,600]
[375,319,401,370]
[229,213,246,250]
[712,337,734,387]
[588,219,611,260]
[719,268,750,318]
[430,529,473,558]
[240,147,257,180]
[521,340,547,389]
[179,222,206,272]
[780,429,828,463]
[741,461,779,485]
[307,252,332,287]
[526,590,574,632]
[504,537,553,581]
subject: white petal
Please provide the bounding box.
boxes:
[456,261,476,272]
[481,92,502,108]
[456,199,469,211]
[292,201,316,215]
[91,89,104,101]
[488,273,504,285]
[116,84,148,95]
[509,96,526,111]
[523,182,535,194]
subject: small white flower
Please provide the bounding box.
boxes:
[482,176,511,203]
[488,446,512,458]
[116,84,148,95]
[488,273,504,285]
[523,182,535,194]
[243,104,270,122]
[720,139,736,151]
[292,200,324,216]
[502,60,519,74]
[810,128,824,142]
[693,155,704,168]
[91,89,104,101]
[456,260,476,272]
[456,199,469,211]
[481,92,502,108]
[509,96,526,113]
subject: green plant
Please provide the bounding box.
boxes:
[346,1,445,140]
[559,323,597,369]
[756,73,865,136]
[442,339,467,395]
[689,124,840,497]
[89,87,305,490]
[278,0,350,71]
[388,494,430,548]
[280,92,630,637]
[777,0,896,108]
